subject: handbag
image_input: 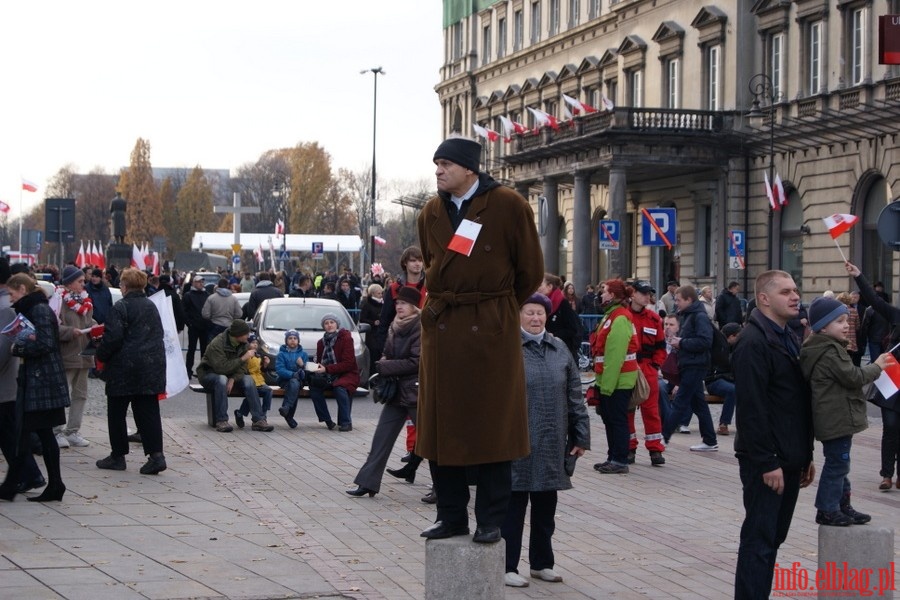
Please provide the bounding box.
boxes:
[369,373,399,404]
[864,382,900,412]
[308,371,334,390]
[628,368,651,411]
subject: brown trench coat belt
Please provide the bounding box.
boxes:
[425,290,514,320]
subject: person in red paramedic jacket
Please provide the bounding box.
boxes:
[627,280,667,466]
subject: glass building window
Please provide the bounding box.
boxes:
[569,0,580,27]
[666,58,679,108]
[531,1,542,44]
[771,33,784,100]
[589,0,600,19]
[630,70,643,107]
[451,23,463,61]
[514,10,524,51]
[707,45,720,110]
[482,24,492,65]
[549,0,559,35]
[809,21,822,94]
[498,17,507,58]
[851,8,866,85]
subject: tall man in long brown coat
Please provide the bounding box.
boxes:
[416,136,544,544]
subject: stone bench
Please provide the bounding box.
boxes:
[190,382,369,428]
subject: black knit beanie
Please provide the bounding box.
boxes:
[433,137,482,173]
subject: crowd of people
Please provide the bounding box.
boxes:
[0,136,897,600]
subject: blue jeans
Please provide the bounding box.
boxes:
[664,367,717,446]
[278,375,304,416]
[735,459,802,600]
[815,435,852,512]
[707,378,736,425]
[200,373,262,423]
[309,384,352,427]
[239,386,272,416]
[597,388,630,465]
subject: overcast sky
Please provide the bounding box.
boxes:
[0,1,444,217]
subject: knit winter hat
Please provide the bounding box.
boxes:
[320,313,340,328]
[395,285,422,308]
[433,137,482,173]
[228,319,251,337]
[284,329,300,342]
[61,265,84,285]
[808,296,849,333]
[522,292,552,314]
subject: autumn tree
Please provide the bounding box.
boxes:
[174,167,216,251]
[121,138,163,244]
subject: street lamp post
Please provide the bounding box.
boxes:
[361,66,385,266]
[748,73,777,269]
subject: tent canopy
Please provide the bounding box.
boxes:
[190,233,364,253]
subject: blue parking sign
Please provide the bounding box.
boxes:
[641,208,676,248]
[728,230,746,269]
[598,220,620,250]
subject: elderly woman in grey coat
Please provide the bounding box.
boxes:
[502,293,590,588]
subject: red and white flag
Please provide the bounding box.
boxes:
[96,242,106,269]
[89,241,99,266]
[447,220,482,256]
[764,172,778,211]
[374,235,386,247]
[561,93,598,115]
[76,241,87,268]
[472,123,499,142]
[601,95,615,111]
[0,200,10,214]
[874,354,900,400]
[21,178,38,193]
[527,107,560,131]
[822,213,859,239]
[255,242,264,264]
[275,219,284,236]
[773,174,787,207]
[131,243,142,268]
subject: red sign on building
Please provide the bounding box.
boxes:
[879,15,900,64]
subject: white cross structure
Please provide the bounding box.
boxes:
[213,193,259,272]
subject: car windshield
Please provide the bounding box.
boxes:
[262,304,353,332]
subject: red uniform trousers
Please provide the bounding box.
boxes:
[628,361,664,452]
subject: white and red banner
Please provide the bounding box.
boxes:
[148,290,189,399]
[874,354,900,400]
[275,219,284,237]
[823,213,859,239]
[76,241,87,268]
[561,93,598,115]
[21,178,38,193]
[447,219,482,256]
[0,200,10,214]
[527,107,560,131]
[472,123,499,142]
[374,235,386,247]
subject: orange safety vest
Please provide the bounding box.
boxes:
[591,306,640,376]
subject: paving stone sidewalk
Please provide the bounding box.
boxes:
[0,405,897,599]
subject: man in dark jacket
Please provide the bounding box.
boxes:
[157,275,185,332]
[662,285,718,451]
[336,279,361,313]
[246,272,283,319]
[196,319,272,433]
[86,268,114,325]
[715,281,743,329]
[182,274,210,378]
[733,270,815,600]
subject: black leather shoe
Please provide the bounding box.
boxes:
[472,526,502,544]
[127,432,142,444]
[420,521,470,539]
[421,490,437,504]
[17,475,46,493]
[346,486,376,497]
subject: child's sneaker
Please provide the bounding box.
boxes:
[815,510,852,527]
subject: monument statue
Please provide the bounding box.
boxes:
[110,192,127,244]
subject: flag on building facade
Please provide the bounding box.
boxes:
[527,107,560,131]
[764,172,778,210]
[472,123,499,142]
[562,93,598,115]
[773,174,787,207]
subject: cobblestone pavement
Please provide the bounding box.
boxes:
[1,383,897,599]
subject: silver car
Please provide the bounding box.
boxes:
[251,297,371,387]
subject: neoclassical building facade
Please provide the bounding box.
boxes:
[436,0,899,301]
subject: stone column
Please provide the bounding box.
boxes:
[540,177,559,275]
[608,167,628,278]
[573,171,593,292]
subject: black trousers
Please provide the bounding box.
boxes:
[108,395,163,457]
[501,490,558,574]
[185,326,208,374]
[429,460,511,529]
[0,402,43,485]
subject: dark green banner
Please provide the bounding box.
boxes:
[444,0,498,28]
